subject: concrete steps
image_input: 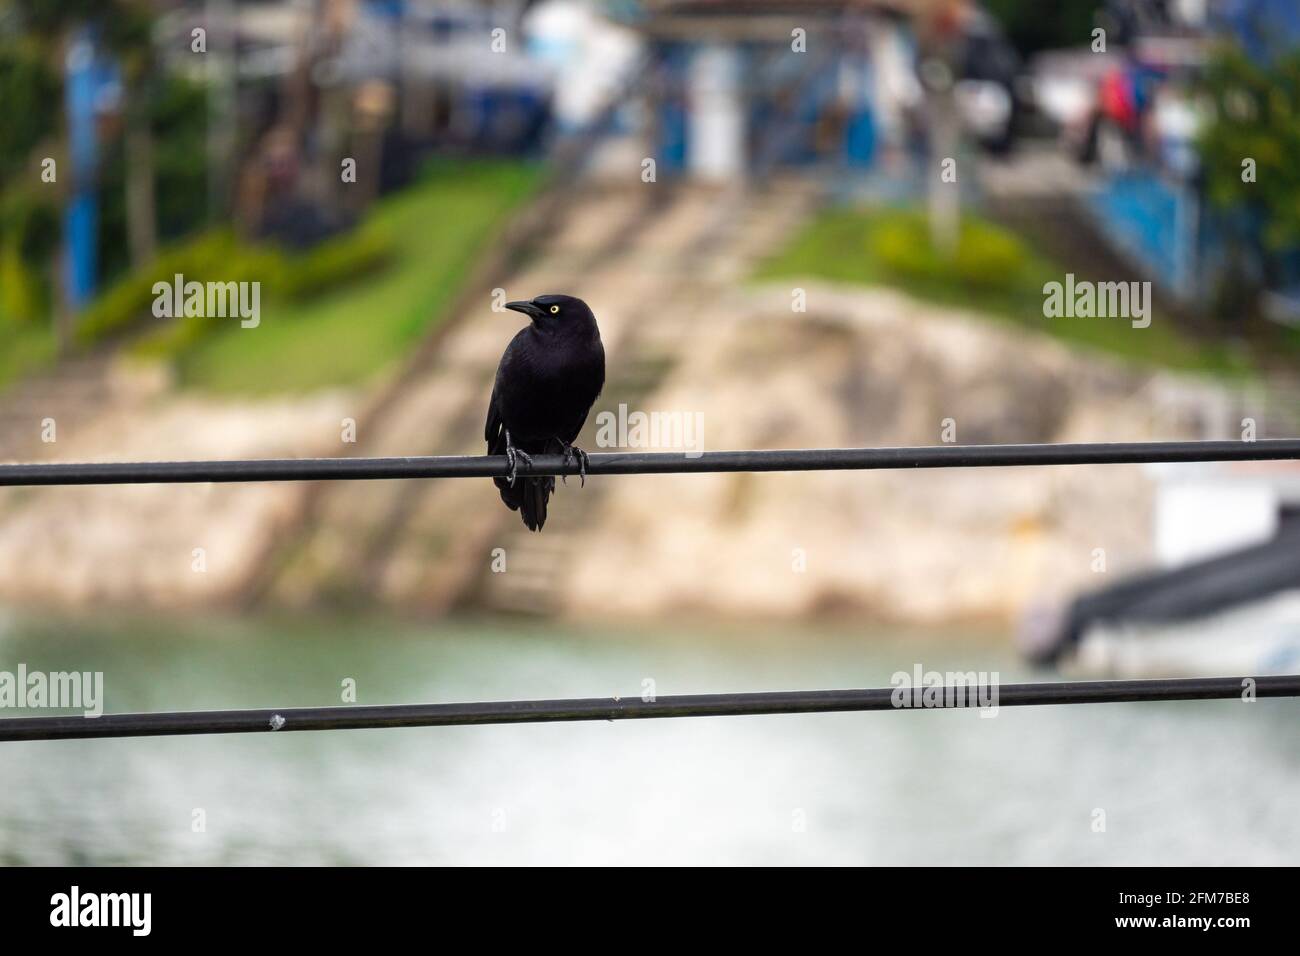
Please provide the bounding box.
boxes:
[0,357,115,461]
[478,183,821,615]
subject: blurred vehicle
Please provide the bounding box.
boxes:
[951,5,1022,154]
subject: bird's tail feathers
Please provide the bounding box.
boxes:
[489,428,555,532]
[521,476,554,531]
[494,474,554,531]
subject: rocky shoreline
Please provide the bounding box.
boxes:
[0,278,1239,624]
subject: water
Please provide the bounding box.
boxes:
[0,612,1295,865]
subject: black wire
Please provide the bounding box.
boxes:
[2,675,1296,741]
[3,441,1296,742]
[2,439,1299,486]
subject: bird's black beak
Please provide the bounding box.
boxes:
[505,300,544,320]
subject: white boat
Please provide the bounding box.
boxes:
[1068,589,1300,678]
[1025,459,1300,678]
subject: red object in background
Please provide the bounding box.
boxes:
[1098,67,1138,132]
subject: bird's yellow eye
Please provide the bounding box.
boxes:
[549,305,559,314]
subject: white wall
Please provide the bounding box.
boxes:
[688,44,745,181]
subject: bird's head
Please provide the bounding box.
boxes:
[505,294,595,333]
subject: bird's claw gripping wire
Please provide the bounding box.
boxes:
[559,442,590,487]
[504,432,532,487]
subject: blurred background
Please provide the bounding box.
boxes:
[0,0,1298,865]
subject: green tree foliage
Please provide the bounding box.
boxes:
[0,40,56,180]
[7,0,102,38]
[0,0,208,328]
[97,77,209,281]
[0,30,58,325]
[1199,44,1300,251]
[0,188,57,321]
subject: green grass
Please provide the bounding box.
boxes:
[174,158,543,395]
[0,322,57,392]
[754,206,1255,377]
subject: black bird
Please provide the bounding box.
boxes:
[485,294,605,531]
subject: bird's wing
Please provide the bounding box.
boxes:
[484,380,503,447]
[486,330,526,447]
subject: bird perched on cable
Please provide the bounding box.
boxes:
[485,294,605,531]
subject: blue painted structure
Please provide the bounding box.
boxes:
[1084,2,1300,309]
[651,43,691,175]
[1213,0,1300,60]
[1087,171,1196,297]
[63,29,118,309]
[648,39,879,178]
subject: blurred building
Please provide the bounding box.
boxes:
[153,0,574,243]
[619,1,928,180]
[1032,0,1300,316]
